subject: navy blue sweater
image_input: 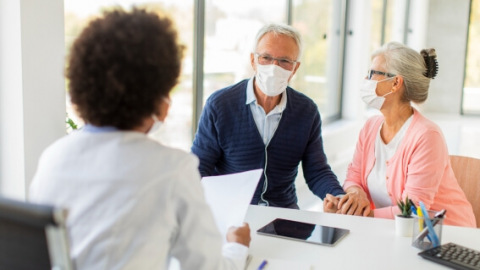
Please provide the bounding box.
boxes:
[191,79,345,207]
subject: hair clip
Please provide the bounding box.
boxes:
[421,49,438,79]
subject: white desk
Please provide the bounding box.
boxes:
[244,205,480,269]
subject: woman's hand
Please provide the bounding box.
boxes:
[226,222,251,247]
[337,187,371,216]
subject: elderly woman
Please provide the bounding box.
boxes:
[29,8,250,269]
[326,42,475,227]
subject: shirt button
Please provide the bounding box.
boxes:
[386,176,389,180]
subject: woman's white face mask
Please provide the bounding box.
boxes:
[360,77,394,110]
[148,114,164,139]
[148,97,170,139]
[255,64,293,97]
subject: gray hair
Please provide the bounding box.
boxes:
[253,23,303,60]
[372,42,438,104]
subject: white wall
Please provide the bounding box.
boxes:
[418,0,470,114]
[0,0,65,200]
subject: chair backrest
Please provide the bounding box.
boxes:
[449,155,480,228]
[0,196,74,270]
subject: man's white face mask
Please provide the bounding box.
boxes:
[360,77,394,110]
[255,64,292,97]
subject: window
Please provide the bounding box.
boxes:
[203,0,286,104]
[290,0,344,122]
[370,0,394,53]
[65,0,349,150]
[463,0,480,114]
[64,0,194,151]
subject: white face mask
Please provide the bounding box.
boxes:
[360,78,394,110]
[148,114,163,137]
[148,97,170,138]
[255,64,292,97]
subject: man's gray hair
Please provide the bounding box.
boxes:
[253,23,303,60]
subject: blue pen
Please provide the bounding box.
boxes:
[419,201,440,247]
[257,260,268,270]
[411,205,417,215]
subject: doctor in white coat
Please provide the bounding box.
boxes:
[29,7,250,270]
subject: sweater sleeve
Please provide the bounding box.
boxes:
[191,98,222,177]
[343,117,382,211]
[302,110,345,198]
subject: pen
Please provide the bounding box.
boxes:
[419,201,440,247]
[413,209,447,245]
[417,206,423,230]
[409,199,416,208]
[411,205,417,215]
[257,260,268,270]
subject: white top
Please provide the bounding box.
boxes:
[29,127,248,270]
[246,77,286,145]
[368,116,413,208]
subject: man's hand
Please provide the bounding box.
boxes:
[337,187,371,216]
[226,222,251,247]
[323,193,340,213]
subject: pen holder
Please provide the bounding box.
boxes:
[411,210,444,250]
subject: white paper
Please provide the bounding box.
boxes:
[201,169,263,239]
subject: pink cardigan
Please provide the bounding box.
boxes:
[343,109,476,227]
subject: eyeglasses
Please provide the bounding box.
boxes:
[367,69,396,80]
[255,53,297,70]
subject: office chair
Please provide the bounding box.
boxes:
[0,196,74,270]
[449,155,480,228]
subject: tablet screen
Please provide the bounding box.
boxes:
[256,218,349,246]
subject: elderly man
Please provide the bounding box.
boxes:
[192,23,367,212]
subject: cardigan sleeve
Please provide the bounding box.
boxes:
[343,123,368,191]
[302,110,345,198]
[191,98,222,177]
[343,116,383,211]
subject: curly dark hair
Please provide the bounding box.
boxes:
[66,7,184,130]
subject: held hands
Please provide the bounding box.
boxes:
[323,187,372,217]
[323,194,340,213]
[226,222,251,247]
[337,189,371,217]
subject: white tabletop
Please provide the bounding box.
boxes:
[244,205,480,269]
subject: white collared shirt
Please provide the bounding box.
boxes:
[246,77,287,145]
[29,127,248,270]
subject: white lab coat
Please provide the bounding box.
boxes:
[29,129,248,270]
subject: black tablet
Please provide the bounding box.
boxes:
[256,218,350,246]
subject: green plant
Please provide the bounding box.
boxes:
[66,114,78,132]
[397,196,413,217]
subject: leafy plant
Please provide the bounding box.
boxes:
[66,117,78,130]
[397,196,413,217]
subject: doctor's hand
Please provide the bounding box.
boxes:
[323,193,340,213]
[226,222,251,247]
[337,187,371,216]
